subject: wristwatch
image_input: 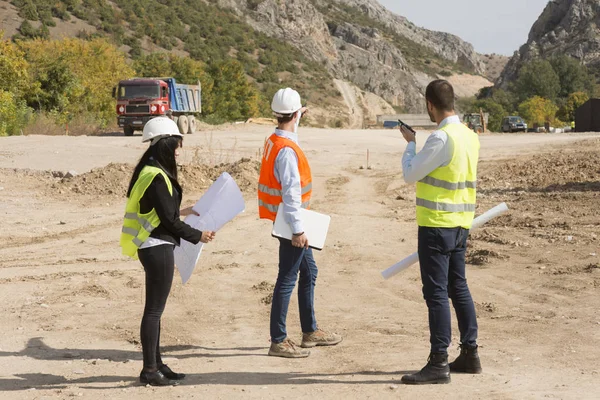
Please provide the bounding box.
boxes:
[292,232,304,236]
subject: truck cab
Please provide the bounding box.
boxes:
[115,77,201,136]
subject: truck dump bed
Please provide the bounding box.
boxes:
[164,78,201,113]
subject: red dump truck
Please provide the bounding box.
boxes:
[114,77,201,136]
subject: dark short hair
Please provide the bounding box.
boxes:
[425,80,455,112]
[276,114,295,125]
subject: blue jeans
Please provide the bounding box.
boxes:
[418,226,478,353]
[270,238,318,343]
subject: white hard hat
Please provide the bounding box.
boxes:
[142,117,183,145]
[271,88,302,116]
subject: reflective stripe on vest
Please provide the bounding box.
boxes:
[415,123,480,229]
[120,166,173,259]
[258,133,313,221]
[258,182,313,197]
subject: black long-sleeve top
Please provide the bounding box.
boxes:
[138,168,202,246]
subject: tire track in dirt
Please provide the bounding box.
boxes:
[0,219,121,249]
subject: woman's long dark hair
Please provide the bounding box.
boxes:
[127,136,183,197]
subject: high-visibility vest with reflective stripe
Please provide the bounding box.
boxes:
[120,166,173,259]
[416,123,480,229]
[258,133,312,221]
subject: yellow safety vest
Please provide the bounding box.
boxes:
[416,123,480,229]
[120,166,173,259]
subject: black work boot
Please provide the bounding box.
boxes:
[449,344,482,374]
[401,352,451,385]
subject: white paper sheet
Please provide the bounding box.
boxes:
[174,172,245,284]
[381,202,509,280]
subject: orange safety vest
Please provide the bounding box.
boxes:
[258,133,312,221]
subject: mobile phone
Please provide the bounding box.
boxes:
[398,119,416,133]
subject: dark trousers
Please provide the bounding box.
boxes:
[270,238,318,343]
[418,226,478,353]
[138,244,175,370]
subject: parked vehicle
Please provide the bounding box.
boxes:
[114,77,201,136]
[501,116,527,133]
[383,120,399,129]
[463,113,485,133]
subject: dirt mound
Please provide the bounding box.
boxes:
[53,158,260,197]
[479,139,600,192]
[52,163,133,196]
[179,158,261,193]
[466,247,509,266]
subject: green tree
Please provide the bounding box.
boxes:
[474,99,506,132]
[517,96,558,126]
[549,55,595,98]
[490,89,517,114]
[19,37,134,125]
[557,91,589,123]
[0,35,31,98]
[134,53,215,114]
[514,59,560,102]
[208,59,261,121]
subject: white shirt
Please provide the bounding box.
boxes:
[273,129,304,234]
[140,237,172,249]
[401,115,460,184]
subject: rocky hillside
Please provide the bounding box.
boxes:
[2,0,489,125]
[497,0,600,89]
[223,0,487,112]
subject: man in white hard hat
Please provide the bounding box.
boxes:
[258,88,342,358]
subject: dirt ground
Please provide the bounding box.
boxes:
[0,126,599,400]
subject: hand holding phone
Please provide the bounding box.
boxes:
[398,119,416,133]
[398,119,416,143]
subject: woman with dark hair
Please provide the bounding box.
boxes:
[120,117,216,386]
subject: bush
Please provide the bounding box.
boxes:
[557,91,589,123]
[518,96,558,127]
[0,91,31,136]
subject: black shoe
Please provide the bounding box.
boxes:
[401,352,451,385]
[159,364,186,380]
[449,344,482,374]
[139,370,179,386]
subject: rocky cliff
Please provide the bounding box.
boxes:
[497,0,600,89]
[218,0,486,114]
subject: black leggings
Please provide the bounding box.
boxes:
[138,244,175,370]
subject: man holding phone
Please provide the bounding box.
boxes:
[399,80,482,384]
[258,88,342,358]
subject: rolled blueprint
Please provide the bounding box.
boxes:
[381,202,509,280]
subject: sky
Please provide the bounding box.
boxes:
[378,0,549,55]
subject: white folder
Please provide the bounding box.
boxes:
[271,204,331,251]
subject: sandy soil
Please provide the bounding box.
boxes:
[446,74,494,98]
[0,126,599,400]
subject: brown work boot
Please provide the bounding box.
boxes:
[301,328,343,348]
[268,338,310,358]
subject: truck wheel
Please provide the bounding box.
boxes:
[177,115,189,134]
[187,116,196,134]
[124,126,134,136]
